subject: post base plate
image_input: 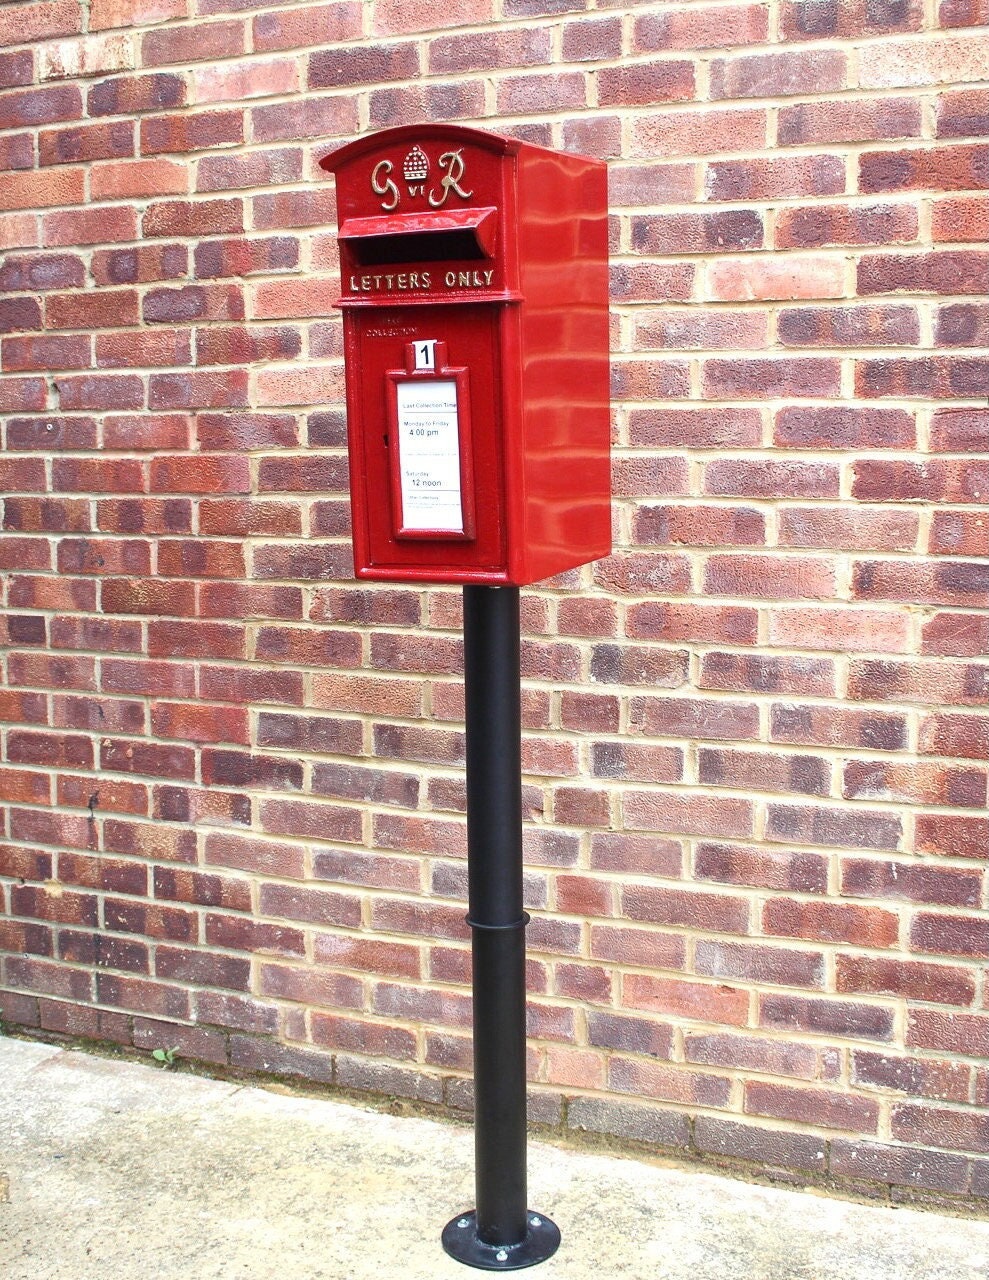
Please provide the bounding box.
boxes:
[441,1210,561,1271]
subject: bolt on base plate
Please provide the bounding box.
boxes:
[441,1210,561,1271]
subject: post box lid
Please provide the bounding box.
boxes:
[318,123,523,174]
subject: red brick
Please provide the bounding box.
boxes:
[762,992,894,1041]
[766,803,902,852]
[708,155,844,202]
[704,554,836,601]
[369,80,488,131]
[860,33,989,91]
[192,56,299,104]
[856,355,989,399]
[852,1053,971,1107]
[701,651,835,697]
[908,1010,989,1059]
[0,86,82,132]
[700,747,830,797]
[0,375,47,412]
[142,198,242,238]
[8,577,97,613]
[0,767,52,805]
[88,0,187,28]
[746,1082,879,1133]
[774,406,915,449]
[632,210,763,256]
[97,496,191,533]
[711,50,846,99]
[91,244,187,286]
[0,0,82,44]
[598,60,694,108]
[0,212,39,249]
[88,72,184,116]
[780,304,920,348]
[142,17,244,65]
[10,884,98,928]
[101,737,195,782]
[1,251,86,293]
[91,158,189,201]
[308,41,418,89]
[628,694,760,743]
[687,1031,817,1079]
[940,0,989,22]
[778,98,922,146]
[838,956,976,1006]
[931,407,988,452]
[58,773,147,815]
[45,288,140,331]
[777,504,916,550]
[623,791,753,840]
[764,898,899,947]
[56,375,144,411]
[193,236,298,281]
[609,1056,729,1106]
[935,302,989,349]
[892,1104,989,1154]
[844,759,986,808]
[933,195,989,244]
[911,911,989,958]
[588,645,690,689]
[705,459,839,499]
[9,807,97,853]
[42,205,137,248]
[497,71,586,116]
[251,96,357,144]
[0,133,34,170]
[695,842,828,894]
[205,912,304,958]
[96,973,189,1019]
[5,957,94,1002]
[768,605,912,653]
[709,256,846,302]
[705,356,842,398]
[634,4,768,50]
[919,711,989,760]
[859,250,988,295]
[611,356,691,401]
[140,108,243,155]
[915,813,988,861]
[782,0,922,36]
[861,144,987,194]
[0,297,42,335]
[624,974,749,1026]
[148,620,245,660]
[853,560,988,609]
[2,335,90,372]
[95,328,191,369]
[200,583,302,620]
[632,107,767,158]
[626,602,759,646]
[198,147,303,193]
[260,797,362,844]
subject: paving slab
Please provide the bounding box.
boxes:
[1,1035,987,1280]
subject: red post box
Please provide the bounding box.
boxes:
[320,124,610,587]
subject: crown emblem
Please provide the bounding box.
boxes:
[402,146,429,184]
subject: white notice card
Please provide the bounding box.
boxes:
[396,380,464,533]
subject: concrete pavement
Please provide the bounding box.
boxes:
[1,1034,988,1280]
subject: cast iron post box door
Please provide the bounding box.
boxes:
[320,123,610,588]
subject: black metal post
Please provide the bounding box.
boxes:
[442,585,561,1271]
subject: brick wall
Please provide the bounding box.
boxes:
[2,0,988,1206]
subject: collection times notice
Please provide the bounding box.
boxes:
[396,379,464,533]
